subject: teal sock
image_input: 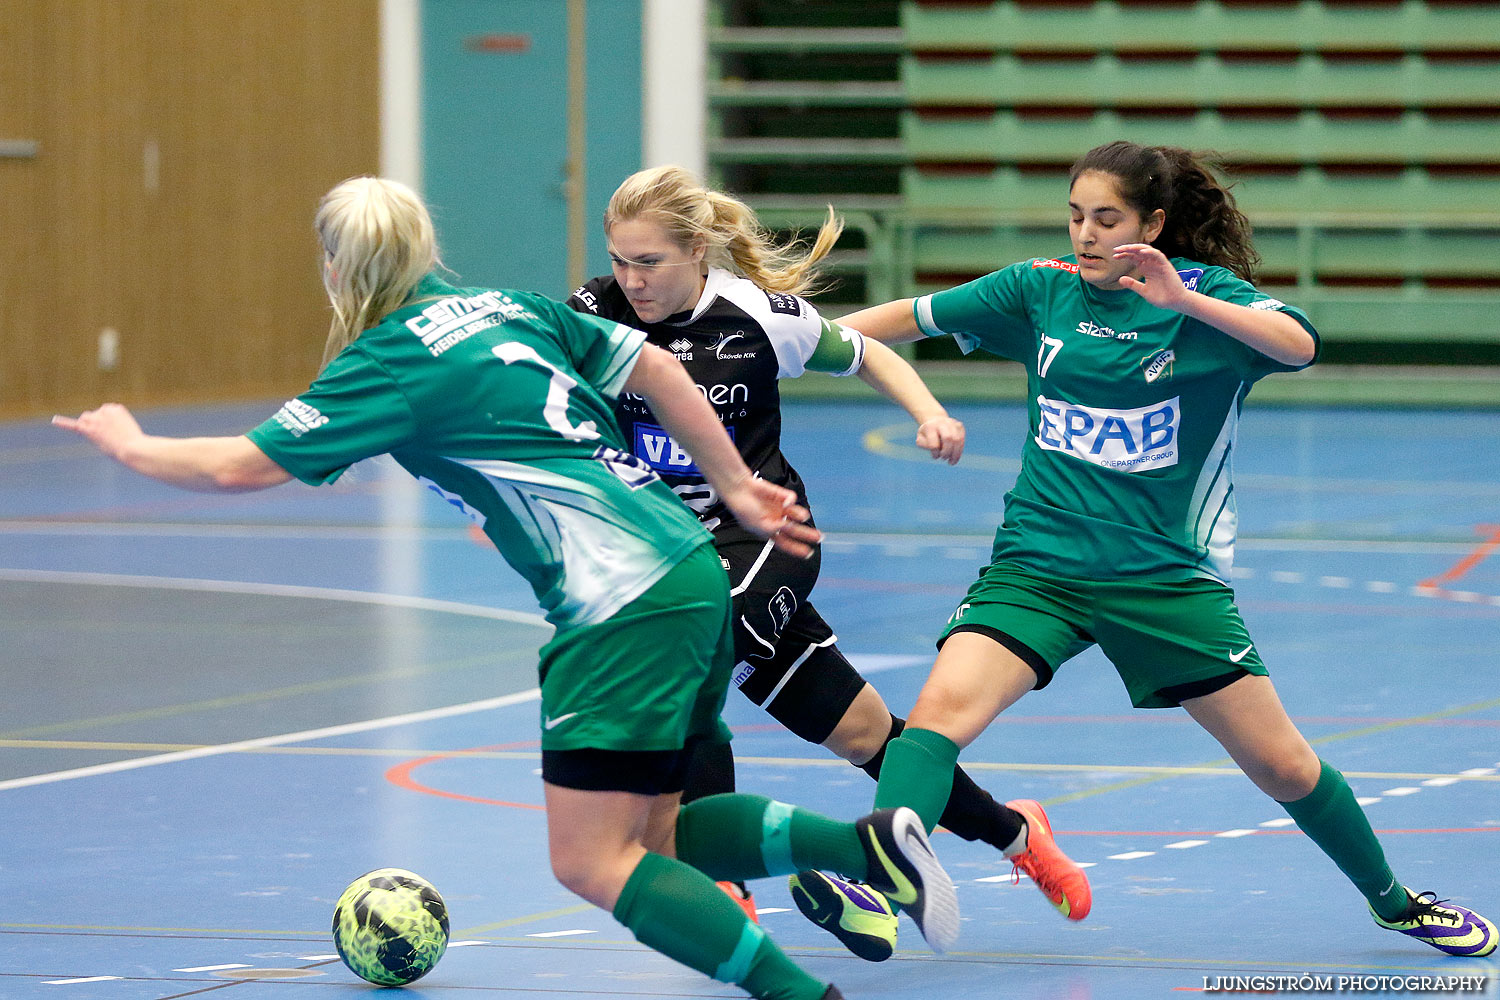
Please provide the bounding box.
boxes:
[1278,759,1406,920]
[873,727,961,832]
[676,792,869,882]
[613,852,826,1000]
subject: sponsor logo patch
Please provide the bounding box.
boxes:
[1249,297,1286,311]
[1077,320,1137,341]
[1035,394,1180,472]
[632,421,735,473]
[1177,268,1205,291]
[270,399,328,437]
[766,291,802,316]
[1031,258,1080,273]
[405,291,531,357]
[570,287,598,313]
[668,337,693,361]
[768,586,797,635]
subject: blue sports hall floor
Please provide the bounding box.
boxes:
[2,398,1497,999]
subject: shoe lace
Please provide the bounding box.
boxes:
[1011,849,1061,897]
[1404,891,1461,926]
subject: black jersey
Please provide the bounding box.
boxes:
[568,267,864,538]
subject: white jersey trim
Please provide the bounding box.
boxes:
[457,456,675,627]
[1186,396,1242,584]
[914,293,978,354]
[678,267,827,379]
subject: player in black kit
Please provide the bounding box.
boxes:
[568,166,1091,957]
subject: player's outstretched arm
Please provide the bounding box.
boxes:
[837,298,922,344]
[53,403,292,493]
[854,338,964,465]
[622,344,820,557]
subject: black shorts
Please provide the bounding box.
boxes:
[717,534,868,744]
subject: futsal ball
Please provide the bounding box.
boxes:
[332,868,450,986]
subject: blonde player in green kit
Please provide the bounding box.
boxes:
[55,176,961,999]
[818,141,1496,958]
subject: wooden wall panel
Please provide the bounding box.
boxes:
[0,1,379,421]
[0,1,45,416]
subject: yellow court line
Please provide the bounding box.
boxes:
[1037,694,1500,807]
[0,650,518,741]
[0,922,323,936]
[457,903,595,935]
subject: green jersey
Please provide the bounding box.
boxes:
[248,274,710,629]
[914,255,1318,583]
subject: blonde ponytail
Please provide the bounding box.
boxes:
[315,176,437,367]
[605,165,842,297]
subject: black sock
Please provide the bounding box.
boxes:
[856,714,1024,850]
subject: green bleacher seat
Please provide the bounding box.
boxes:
[902,1,1500,55]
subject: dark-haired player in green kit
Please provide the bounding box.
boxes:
[815,140,1497,959]
[55,175,962,1000]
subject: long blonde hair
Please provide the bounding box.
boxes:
[604,165,842,296]
[315,176,437,367]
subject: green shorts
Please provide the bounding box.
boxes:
[939,564,1268,709]
[537,542,735,751]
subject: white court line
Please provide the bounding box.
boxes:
[1164,840,1209,849]
[175,964,252,973]
[0,689,540,793]
[1109,851,1155,860]
[528,929,594,938]
[46,977,122,985]
[0,567,551,627]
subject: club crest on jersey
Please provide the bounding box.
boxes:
[668,337,693,361]
[1035,394,1180,472]
[1141,348,1175,383]
[712,331,756,360]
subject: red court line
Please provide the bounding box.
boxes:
[1053,828,1500,837]
[1419,524,1500,590]
[386,741,545,811]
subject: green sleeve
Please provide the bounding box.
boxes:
[1195,267,1321,378]
[914,261,1035,362]
[246,347,417,486]
[803,317,866,375]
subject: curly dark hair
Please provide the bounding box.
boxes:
[1068,141,1261,282]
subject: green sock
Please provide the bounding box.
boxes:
[873,727,961,832]
[1278,759,1406,920]
[675,792,869,882]
[613,852,826,1000]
